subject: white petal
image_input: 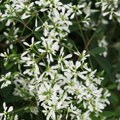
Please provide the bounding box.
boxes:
[64,54,72,59]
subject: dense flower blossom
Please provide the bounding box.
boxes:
[0,0,117,119]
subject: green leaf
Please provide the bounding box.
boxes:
[0,34,6,41]
[113,62,120,74]
[0,5,5,9]
[5,95,23,103]
[110,92,119,105]
[1,85,13,98]
[89,47,106,55]
[33,31,42,40]
[90,115,99,120]
[94,55,111,73]
[115,107,120,117]
[70,24,79,31]
[101,111,115,117]
[93,55,114,83]
[0,23,5,32]
[108,84,116,90]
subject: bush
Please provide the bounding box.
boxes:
[0,0,120,120]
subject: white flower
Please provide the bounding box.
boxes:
[74,50,90,63]
[98,36,108,57]
[69,4,85,19]
[96,0,119,20]
[23,37,35,47]
[0,102,13,120]
[35,0,50,12]
[0,72,11,89]
[42,21,54,37]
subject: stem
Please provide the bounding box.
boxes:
[20,16,34,37]
[5,105,33,115]
[76,16,86,45]
[76,16,93,69]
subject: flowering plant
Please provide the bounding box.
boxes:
[0,0,120,120]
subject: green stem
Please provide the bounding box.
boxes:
[76,16,86,45]
[5,105,33,115]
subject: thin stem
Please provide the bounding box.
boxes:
[76,16,86,45]
[20,16,34,37]
[5,105,33,115]
[76,16,93,69]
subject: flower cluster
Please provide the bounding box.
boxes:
[0,102,18,120]
[0,0,113,119]
[96,0,120,20]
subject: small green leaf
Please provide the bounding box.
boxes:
[93,55,114,83]
[1,85,13,98]
[33,31,42,40]
[108,84,116,90]
[0,34,6,41]
[89,47,106,55]
[0,24,5,32]
[70,24,79,31]
[110,92,119,105]
[5,95,23,103]
[101,111,115,117]
[0,5,5,9]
